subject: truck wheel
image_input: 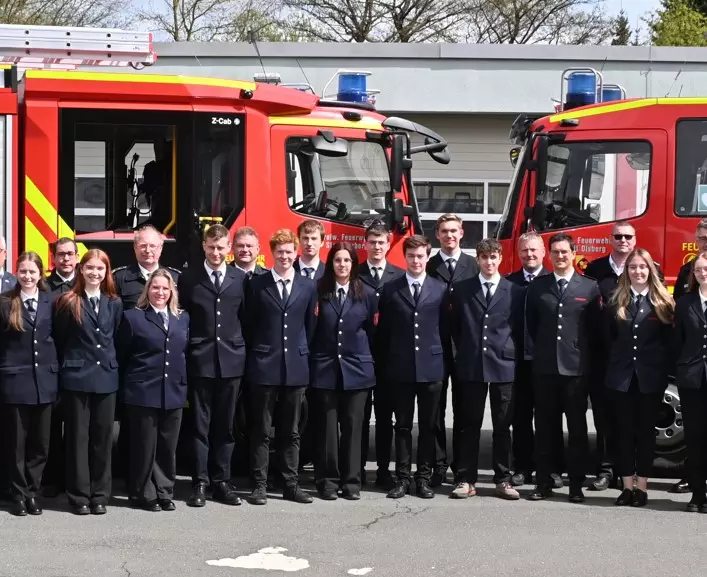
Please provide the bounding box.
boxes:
[653,383,687,473]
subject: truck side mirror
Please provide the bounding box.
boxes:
[534,134,548,198]
[392,197,405,225]
[390,134,405,193]
[510,146,521,167]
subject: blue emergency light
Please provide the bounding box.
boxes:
[601,86,623,102]
[337,72,369,103]
[565,72,598,110]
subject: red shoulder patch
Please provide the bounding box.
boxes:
[314,303,319,317]
[373,312,379,326]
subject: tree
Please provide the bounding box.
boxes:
[137,0,285,41]
[611,9,631,45]
[464,0,615,45]
[0,0,131,27]
[283,0,470,42]
[651,0,707,46]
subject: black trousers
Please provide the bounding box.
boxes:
[590,368,614,478]
[127,405,182,502]
[534,374,589,488]
[434,371,458,475]
[609,378,662,478]
[393,381,443,483]
[680,386,707,494]
[360,389,373,475]
[4,403,52,500]
[456,381,514,485]
[373,382,395,478]
[42,398,65,490]
[250,385,306,488]
[512,360,565,476]
[64,391,116,508]
[313,388,369,493]
[190,376,240,484]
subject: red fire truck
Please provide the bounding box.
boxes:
[492,68,693,471]
[0,23,448,271]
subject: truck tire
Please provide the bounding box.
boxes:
[653,382,687,474]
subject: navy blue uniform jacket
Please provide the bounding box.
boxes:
[604,298,672,394]
[244,272,318,387]
[375,274,448,384]
[294,259,325,280]
[117,307,190,410]
[177,265,247,379]
[53,293,123,394]
[114,264,181,311]
[673,292,707,390]
[450,276,524,383]
[0,270,17,293]
[525,272,601,377]
[0,291,59,404]
[310,284,378,390]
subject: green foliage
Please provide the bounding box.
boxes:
[611,9,631,45]
[652,0,707,46]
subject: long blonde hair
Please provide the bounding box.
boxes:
[136,268,182,317]
[610,248,674,324]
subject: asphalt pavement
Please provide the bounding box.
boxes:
[0,395,701,577]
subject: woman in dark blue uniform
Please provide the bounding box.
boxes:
[117,268,189,512]
[605,248,674,507]
[310,242,377,500]
[0,252,58,516]
[54,249,123,516]
[674,251,707,513]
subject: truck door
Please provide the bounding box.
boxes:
[529,129,666,271]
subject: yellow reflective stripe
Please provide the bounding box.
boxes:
[26,177,56,232]
[658,97,707,105]
[549,99,657,123]
[25,217,48,263]
[269,116,382,130]
[24,70,256,91]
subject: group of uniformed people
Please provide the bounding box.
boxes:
[2,214,707,516]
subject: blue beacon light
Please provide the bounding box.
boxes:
[602,86,623,102]
[337,72,369,103]
[565,72,598,110]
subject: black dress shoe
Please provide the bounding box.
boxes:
[26,497,42,515]
[631,488,647,507]
[158,499,176,511]
[510,471,530,487]
[686,493,705,513]
[213,481,242,506]
[527,486,552,501]
[569,487,585,503]
[551,474,564,489]
[591,476,610,491]
[342,488,361,500]
[73,504,90,516]
[615,489,634,506]
[318,489,338,501]
[283,486,313,504]
[142,499,161,512]
[387,481,410,499]
[430,469,446,488]
[416,480,435,499]
[671,478,690,494]
[11,500,27,517]
[187,481,207,507]
[91,504,107,515]
[249,486,268,505]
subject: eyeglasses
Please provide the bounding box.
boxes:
[613,234,634,241]
[55,251,76,258]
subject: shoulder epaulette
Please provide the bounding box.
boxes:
[112,266,128,274]
[166,266,181,275]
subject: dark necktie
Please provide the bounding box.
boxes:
[484,281,493,306]
[338,288,346,306]
[159,310,168,330]
[526,273,535,284]
[557,278,568,295]
[89,296,99,314]
[371,267,381,284]
[280,279,290,303]
[446,258,456,277]
[25,298,36,321]
[302,267,314,279]
[412,281,421,303]
[212,270,222,291]
[247,271,253,280]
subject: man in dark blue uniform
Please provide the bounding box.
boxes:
[0,235,17,293]
[232,226,269,278]
[376,234,448,500]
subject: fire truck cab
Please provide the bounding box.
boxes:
[495,68,702,471]
[0,24,449,271]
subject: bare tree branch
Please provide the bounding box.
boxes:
[0,0,132,27]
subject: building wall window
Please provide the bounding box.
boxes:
[415,180,509,253]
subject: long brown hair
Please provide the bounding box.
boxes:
[3,251,47,332]
[318,242,365,301]
[136,268,182,317]
[687,252,707,293]
[609,248,674,324]
[55,249,117,324]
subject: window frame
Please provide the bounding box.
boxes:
[674,118,707,218]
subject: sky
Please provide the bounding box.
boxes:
[606,0,662,29]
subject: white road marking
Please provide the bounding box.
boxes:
[347,569,373,575]
[206,547,309,572]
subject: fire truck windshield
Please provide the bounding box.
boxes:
[287,137,390,225]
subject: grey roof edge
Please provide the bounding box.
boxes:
[154,41,707,63]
